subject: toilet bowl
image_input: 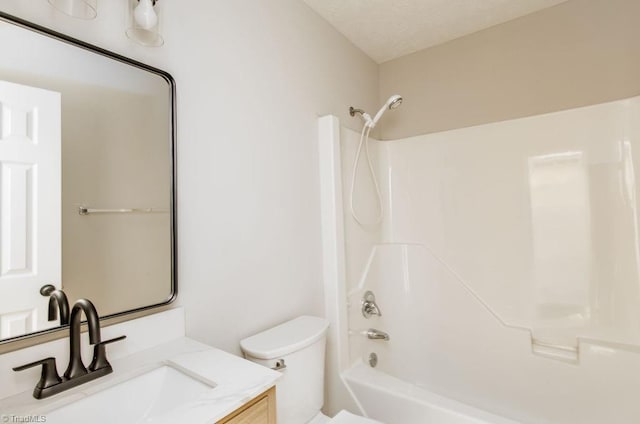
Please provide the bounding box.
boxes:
[240,316,382,424]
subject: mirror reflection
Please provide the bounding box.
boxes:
[0,15,175,342]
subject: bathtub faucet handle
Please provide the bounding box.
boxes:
[362,291,382,318]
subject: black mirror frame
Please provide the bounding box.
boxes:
[0,10,178,346]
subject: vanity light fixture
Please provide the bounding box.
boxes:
[126,0,164,47]
[48,0,97,20]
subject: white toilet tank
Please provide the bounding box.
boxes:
[240,316,330,424]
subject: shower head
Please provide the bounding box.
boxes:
[368,94,403,128]
[387,95,403,110]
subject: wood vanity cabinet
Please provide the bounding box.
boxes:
[217,386,276,424]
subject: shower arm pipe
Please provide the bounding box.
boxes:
[349,106,373,127]
[349,107,365,117]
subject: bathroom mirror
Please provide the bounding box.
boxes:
[0,12,176,344]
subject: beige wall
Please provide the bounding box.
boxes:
[378,0,640,140]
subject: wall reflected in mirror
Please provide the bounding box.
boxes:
[0,14,175,342]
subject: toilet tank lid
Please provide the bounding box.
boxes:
[240,316,330,359]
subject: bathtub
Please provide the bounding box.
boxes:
[343,362,519,424]
[319,105,640,424]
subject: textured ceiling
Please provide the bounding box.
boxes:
[302,0,568,63]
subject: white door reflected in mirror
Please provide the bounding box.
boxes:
[0,80,61,339]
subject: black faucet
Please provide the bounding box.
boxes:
[48,289,70,325]
[65,299,101,379]
[40,285,70,325]
[13,298,125,399]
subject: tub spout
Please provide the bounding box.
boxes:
[366,328,390,341]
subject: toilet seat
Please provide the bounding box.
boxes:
[308,411,384,424]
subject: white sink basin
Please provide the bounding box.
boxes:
[45,365,216,424]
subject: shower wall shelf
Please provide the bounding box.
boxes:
[78,206,169,215]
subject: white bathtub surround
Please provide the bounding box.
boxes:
[380,96,640,353]
[319,95,640,424]
[0,309,280,422]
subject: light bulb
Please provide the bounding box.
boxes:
[133,0,158,30]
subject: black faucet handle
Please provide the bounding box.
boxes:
[89,335,126,372]
[13,357,62,390]
[100,335,127,345]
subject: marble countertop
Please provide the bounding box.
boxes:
[0,337,281,423]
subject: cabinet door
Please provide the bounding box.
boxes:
[218,386,276,424]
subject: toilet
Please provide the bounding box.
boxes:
[240,316,382,424]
